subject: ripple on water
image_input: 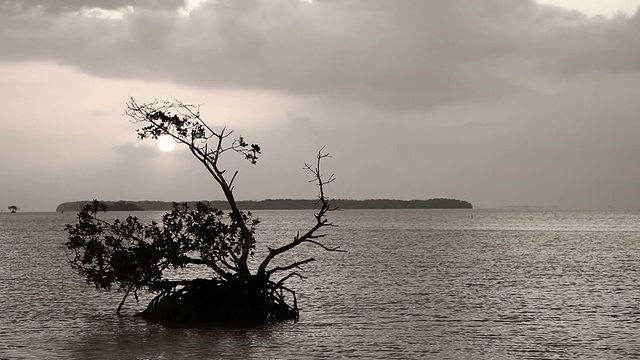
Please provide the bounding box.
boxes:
[1,210,639,359]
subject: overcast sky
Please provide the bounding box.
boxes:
[1,0,640,211]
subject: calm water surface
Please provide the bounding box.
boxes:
[1,209,639,359]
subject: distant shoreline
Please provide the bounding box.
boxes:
[56,198,473,212]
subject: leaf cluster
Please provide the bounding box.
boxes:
[126,98,261,165]
[64,200,259,293]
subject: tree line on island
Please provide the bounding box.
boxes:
[57,198,472,212]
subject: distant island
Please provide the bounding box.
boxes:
[56,198,472,212]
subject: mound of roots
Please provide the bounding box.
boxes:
[136,278,299,323]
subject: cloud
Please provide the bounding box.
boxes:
[0,0,185,12]
[1,0,639,111]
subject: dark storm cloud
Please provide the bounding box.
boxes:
[2,0,639,111]
[556,12,640,75]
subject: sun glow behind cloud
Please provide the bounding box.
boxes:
[179,0,208,16]
[156,135,177,152]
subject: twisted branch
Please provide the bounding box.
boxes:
[257,148,344,279]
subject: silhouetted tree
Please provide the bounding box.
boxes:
[8,205,19,213]
[64,98,343,323]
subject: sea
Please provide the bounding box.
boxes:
[0,209,639,359]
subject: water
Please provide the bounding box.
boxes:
[1,209,639,359]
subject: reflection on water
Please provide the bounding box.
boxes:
[70,316,284,360]
[1,210,639,359]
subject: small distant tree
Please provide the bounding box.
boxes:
[8,205,19,213]
[64,98,343,323]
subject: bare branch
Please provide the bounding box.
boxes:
[267,258,316,276]
[275,272,308,288]
[306,239,346,253]
[257,148,342,278]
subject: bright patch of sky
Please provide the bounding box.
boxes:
[79,6,131,19]
[180,0,208,16]
[538,0,639,17]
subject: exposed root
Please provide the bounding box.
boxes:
[136,278,299,323]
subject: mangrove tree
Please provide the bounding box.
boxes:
[64,98,342,323]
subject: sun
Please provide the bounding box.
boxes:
[157,135,177,152]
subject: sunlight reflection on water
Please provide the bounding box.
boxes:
[1,210,639,359]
